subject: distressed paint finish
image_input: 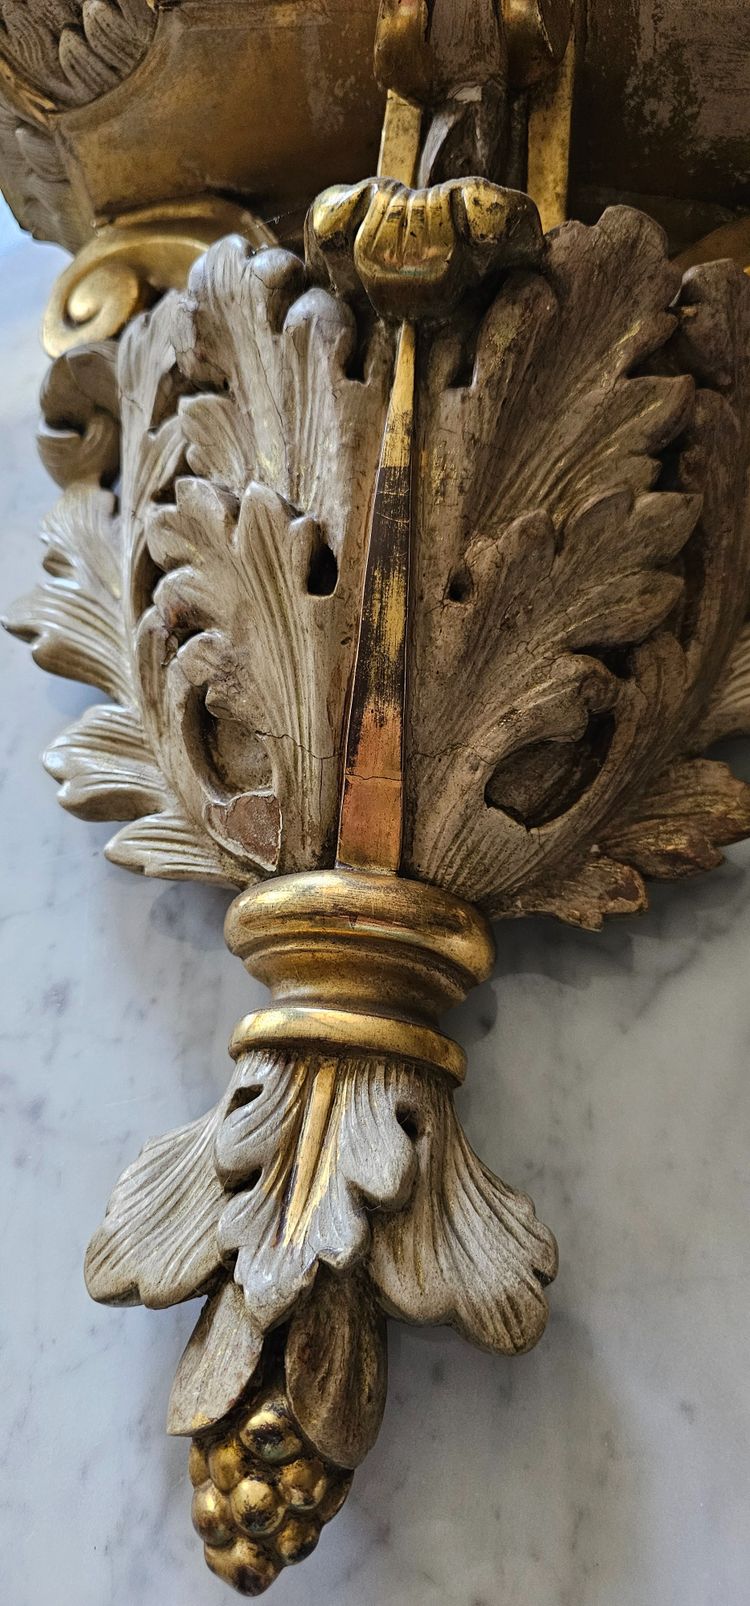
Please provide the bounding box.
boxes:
[3,1,750,1600]
[571,0,750,246]
[7,210,750,1601]
[337,321,415,874]
[2,1,748,260]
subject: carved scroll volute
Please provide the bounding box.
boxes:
[5,0,750,1600]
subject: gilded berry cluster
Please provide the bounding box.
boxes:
[190,1385,353,1596]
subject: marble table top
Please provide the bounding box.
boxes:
[0,211,748,1606]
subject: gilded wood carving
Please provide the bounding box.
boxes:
[3,0,750,1597]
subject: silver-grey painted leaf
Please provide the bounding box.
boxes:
[84,1081,236,1308]
[168,1279,263,1437]
[369,1075,558,1356]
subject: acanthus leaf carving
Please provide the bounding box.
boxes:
[43,703,165,821]
[7,242,397,888]
[123,242,392,883]
[368,1071,558,1355]
[506,854,648,932]
[4,326,239,883]
[84,1086,231,1310]
[213,1053,420,1343]
[601,757,750,880]
[4,478,126,697]
[37,337,119,488]
[7,167,750,1600]
[405,210,750,925]
[141,476,345,875]
[20,222,750,921]
[85,1042,558,1433]
[0,0,156,109]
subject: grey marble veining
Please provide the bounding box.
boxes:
[0,219,748,1606]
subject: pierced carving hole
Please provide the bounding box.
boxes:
[397,1107,421,1142]
[189,690,272,794]
[344,333,368,383]
[151,364,193,430]
[132,545,165,620]
[223,1165,263,1200]
[592,645,632,681]
[172,624,203,649]
[447,345,476,389]
[228,1084,263,1115]
[446,568,471,604]
[485,712,615,828]
[162,623,203,668]
[307,541,338,596]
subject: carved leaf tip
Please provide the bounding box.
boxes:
[168,1278,263,1438]
[86,1043,556,1439]
[602,758,750,881]
[369,1081,558,1356]
[285,1269,387,1469]
[83,1097,228,1310]
[3,484,128,701]
[215,1048,556,1364]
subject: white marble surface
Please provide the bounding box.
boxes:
[1,217,749,1606]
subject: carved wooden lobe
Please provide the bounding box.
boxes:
[4,0,750,1597]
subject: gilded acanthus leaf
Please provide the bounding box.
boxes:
[406,211,750,924]
[506,854,648,932]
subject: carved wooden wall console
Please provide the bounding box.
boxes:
[2,1,749,1597]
